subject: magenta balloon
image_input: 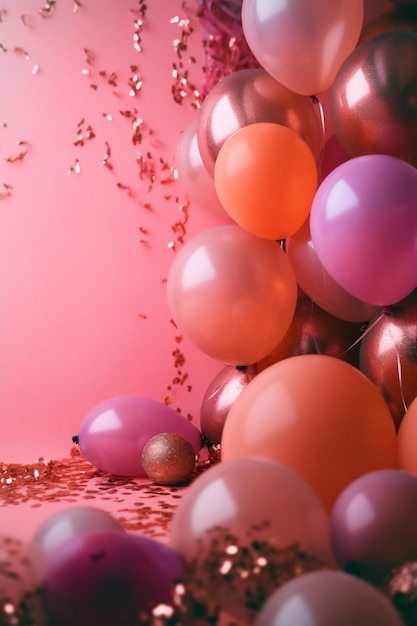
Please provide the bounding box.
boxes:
[254,570,405,626]
[76,395,203,476]
[242,0,364,96]
[175,119,230,219]
[32,507,124,556]
[166,225,297,365]
[330,469,417,583]
[42,529,184,626]
[310,154,417,306]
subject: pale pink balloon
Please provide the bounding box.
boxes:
[32,507,124,557]
[242,0,364,96]
[286,220,379,322]
[166,225,297,365]
[170,456,334,620]
[175,119,231,220]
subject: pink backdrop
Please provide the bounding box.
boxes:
[0,0,394,464]
[0,0,228,463]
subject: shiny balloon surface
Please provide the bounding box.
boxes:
[331,31,417,167]
[359,291,417,429]
[197,68,324,177]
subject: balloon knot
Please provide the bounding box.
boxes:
[382,305,394,316]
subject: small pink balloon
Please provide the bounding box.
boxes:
[254,570,405,626]
[242,0,364,96]
[32,507,124,557]
[75,395,203,476]
[167,225,297,365]
[310,154,417,306]
[175,119,231,220]
[42,529,184,626]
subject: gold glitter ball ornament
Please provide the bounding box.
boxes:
[142,433,196,486]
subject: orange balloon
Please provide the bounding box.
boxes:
[214,123,317,240]
[397,397,417,474]
[221,355,397,511]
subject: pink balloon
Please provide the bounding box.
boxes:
[170,456,334,620]
[166,225,297,365]
[242,0,364,96]
[286,220,379,322]
[75,395,203,476]
[310,154,417,306]
[254,570,405,626]
[175,119,231,220]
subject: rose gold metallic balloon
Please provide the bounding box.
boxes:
[359,290,417,429]
[197,68,324,177]
[359,4,417,44]
[200,365,257,445]
[256,296,363,373]
[330,31,417,167]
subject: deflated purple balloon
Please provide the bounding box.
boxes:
[41,529,184,626]
[330,469,417,583]
[75,395,203,476]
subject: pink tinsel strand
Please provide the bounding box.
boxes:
[193,0,260,96]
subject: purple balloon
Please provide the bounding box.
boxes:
[41,529,184,626]
[310,154,417,306]
[76,395,203,476]
[330,469,417,583]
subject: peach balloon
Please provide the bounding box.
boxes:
[214,123,317,240]
[221,355,397,511]
[166,225,297,365]
[397,397,417,474]
[286,220,379,322]
[242,0,364,96]
[197,68,324,178]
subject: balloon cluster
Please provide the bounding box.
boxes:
[5,2,417,625]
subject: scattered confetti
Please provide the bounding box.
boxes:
[67,159,81,175]
[5,141,29,163]
[102,141,113,170]
[0,183,13,199]
[39,0,56,18]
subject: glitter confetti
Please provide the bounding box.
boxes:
[39,0,56,18]
[170,9,202,109]
[102,141,113,170]
[5,141,29,163]
[0,183,13,199]
[67,159,81,175]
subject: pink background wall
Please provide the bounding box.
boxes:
[0,0,228,463]
[0,0,393,463]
